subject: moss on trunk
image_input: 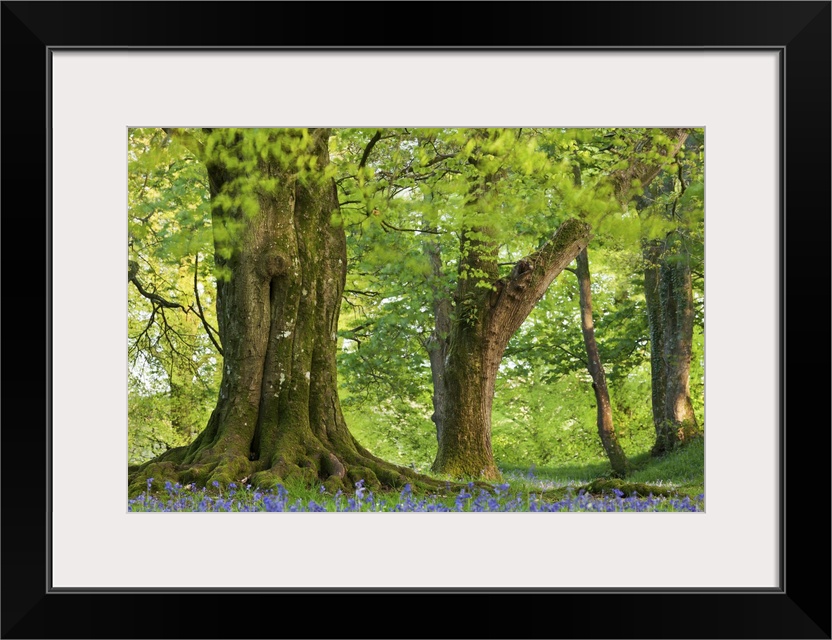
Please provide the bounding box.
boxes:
[432,217,592,479]
[128,129,441,498]
[653,236,701,455]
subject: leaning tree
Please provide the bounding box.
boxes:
[333,128,594,479]
[331,127,688,479]
[564,128,692,474]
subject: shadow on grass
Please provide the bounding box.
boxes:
[500,459,613,485]
[499,437,705,498]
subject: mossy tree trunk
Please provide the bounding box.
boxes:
[635,155,701,456]
[642,227,700,456]
[128,129,432,495]
[643,238,669,452]
[654,235,700,453]
[607,127,697,456]
[432,217,592,479]
[574,248,629,475]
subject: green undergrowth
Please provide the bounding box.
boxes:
[499,437,704,500]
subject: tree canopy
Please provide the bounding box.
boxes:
[127,127,704,493]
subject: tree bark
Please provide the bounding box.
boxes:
[611,128,698,456]
[424,240,451,444]
[432,218,592,478]
[575,248,629,475]
[643,233,701,456]
[642,239,669,452]
[128,129,434,495]
[654,236,700,453]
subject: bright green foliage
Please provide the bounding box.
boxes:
[328,127,702,471]
[127,127,704,481]
[494,245,660,468]
[127,128,221,462]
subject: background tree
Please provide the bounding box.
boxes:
[638,131,704,454]
[334,128,595,479]
[570,247,629,474]
[332,127,702,477]
[565,128,690,474]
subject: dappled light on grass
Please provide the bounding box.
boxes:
[129,478,704,513]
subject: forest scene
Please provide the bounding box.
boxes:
[127,127,704,512]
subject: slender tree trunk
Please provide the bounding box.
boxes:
[128,129,433,495]
[432,218,592,478]
[643,239,669,453]
[575,248,629,475]
[424,241,451,444]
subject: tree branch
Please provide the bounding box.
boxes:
[380,220,443,235]
[129,257,223,356]
[193,253,224,356]
[554,343,588,368]
[358,130,383,169]
[421,152,456,169]
[611,128,690,202]
[162,127,205,159]
[489,218,593,342]
[130,273,189,311]
[344,289,379,297]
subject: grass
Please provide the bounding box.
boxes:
[129,439,704,512]
[499,437,705,498]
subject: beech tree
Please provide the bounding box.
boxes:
[566,128,690,474]
[128,128,435,495]
[433,216,590,478]
[334,128,595,478]
[639,135,704,454]
[568,246,629,475]
[334,127,691,478]
[128,127,702,492]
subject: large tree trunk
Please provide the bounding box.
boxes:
[575,248,629,475]
[432,218,592,478]
[128,129,430,495]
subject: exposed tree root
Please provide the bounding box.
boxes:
[577,478,692,499]
[127,437,480,498]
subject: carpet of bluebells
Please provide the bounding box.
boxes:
[129,478,704,512]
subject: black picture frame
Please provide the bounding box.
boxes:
[2,2,829,638]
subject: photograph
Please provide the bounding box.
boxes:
[127,127,705,513]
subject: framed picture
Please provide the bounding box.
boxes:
[3,2,828,638]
